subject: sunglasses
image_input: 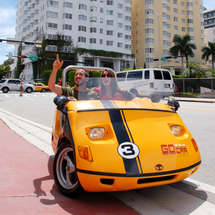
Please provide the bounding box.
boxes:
[101,73,111,78]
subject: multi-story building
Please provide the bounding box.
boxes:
[132,0,205,75]
[203,7,215,68]
[14,0,134,80]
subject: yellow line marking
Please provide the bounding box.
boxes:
[180,107,215,111]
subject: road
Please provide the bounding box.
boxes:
[1,91,215,214]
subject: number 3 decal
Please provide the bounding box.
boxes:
[118,142,139,159]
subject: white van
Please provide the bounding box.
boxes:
[116,68,174,102]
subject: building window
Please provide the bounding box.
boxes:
[47,1,58,6]
[125,25,132,30]
[100,39,103,44]
[90,17,97,22]
[100,29,103,34]
[174,17,178,22]
[187,19,193,24]
[78,26,86,32]
[125,35,132,40]
[118,43,123,48]
[90,38,96,43]
[107,0,113,5]
[145,19,154,24]
[107,41,113,46]
[145,0,153,6]
[118,23,123,28]
[63,24,72,30]
[107,10,113,15]
[90,6,97,12]
[46,22,58,28]
[118,33,123,38]
[118,13,123,18]
[107,30,113,35]
[79,15,87,21]
[79,4,87,10]
[174,25,178,31]
[125,44,132,49]
[64,2,72,8]
[145,28,154,34]
[118,3,123,9]
[78,37,86,43]
[145,38,154,44]
[145,48,154,53]
[90,27,97,33]
[63,13,72,19]
[107,20,113,25]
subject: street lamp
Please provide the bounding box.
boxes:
[146,9,161,68]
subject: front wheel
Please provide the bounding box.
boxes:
[53,141,83,198]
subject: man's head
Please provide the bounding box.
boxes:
[74,68,89,87]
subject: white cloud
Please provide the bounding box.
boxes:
[0,7,16,25]
[0,6,16,64]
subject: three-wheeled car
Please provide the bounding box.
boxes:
[51,66,201,197]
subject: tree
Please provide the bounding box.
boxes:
[202,42,215,69]
[169,34,196,68]
[180,61,205,78]
[15,44,25,78]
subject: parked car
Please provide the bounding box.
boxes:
[0,78,35,93]
[33,83,50,92]
[51,65,201,198]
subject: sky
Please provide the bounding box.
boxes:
[0,0,215,65]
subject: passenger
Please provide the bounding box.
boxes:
[48,54,98,100]
[94,69,135,101]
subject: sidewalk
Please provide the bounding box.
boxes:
[0,118,138,215]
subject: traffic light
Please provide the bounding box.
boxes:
[19,55,28,58]
[39,57,47,60]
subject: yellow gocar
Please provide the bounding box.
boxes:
[51,66,201,198]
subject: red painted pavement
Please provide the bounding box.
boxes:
[0,119,139,215]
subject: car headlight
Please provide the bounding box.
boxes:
[89,127,105,139]
[170,125,181,136]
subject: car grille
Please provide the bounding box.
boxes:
[137,175,175,184]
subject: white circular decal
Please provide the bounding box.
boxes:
[117,142,139,159]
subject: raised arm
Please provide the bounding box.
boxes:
[48,54,64,95]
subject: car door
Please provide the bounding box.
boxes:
[15,80,21,91]
[7,80,18,91]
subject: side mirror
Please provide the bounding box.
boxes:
[167,98,180,112]
[54,95,69,107]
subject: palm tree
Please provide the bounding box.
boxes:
[169,34,196,68]
[180,61,205,78]
[202,42,215,69]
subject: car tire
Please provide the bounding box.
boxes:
[2,87,9,93]
[53,141,83,198]
[41,88,46,92]
[26,87,33,93]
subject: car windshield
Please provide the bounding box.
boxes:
[76,77,140,102]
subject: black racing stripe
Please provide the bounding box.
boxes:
[100,100,140,176]
[77,160,201,178]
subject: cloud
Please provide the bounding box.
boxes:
[0,7,16,25]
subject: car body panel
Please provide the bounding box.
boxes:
[33,83,49,92]
[52,97,201,193]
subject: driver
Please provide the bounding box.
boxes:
[48,54,98,100]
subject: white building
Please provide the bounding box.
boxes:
[14,0,134,81]
[203,8,215,69]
